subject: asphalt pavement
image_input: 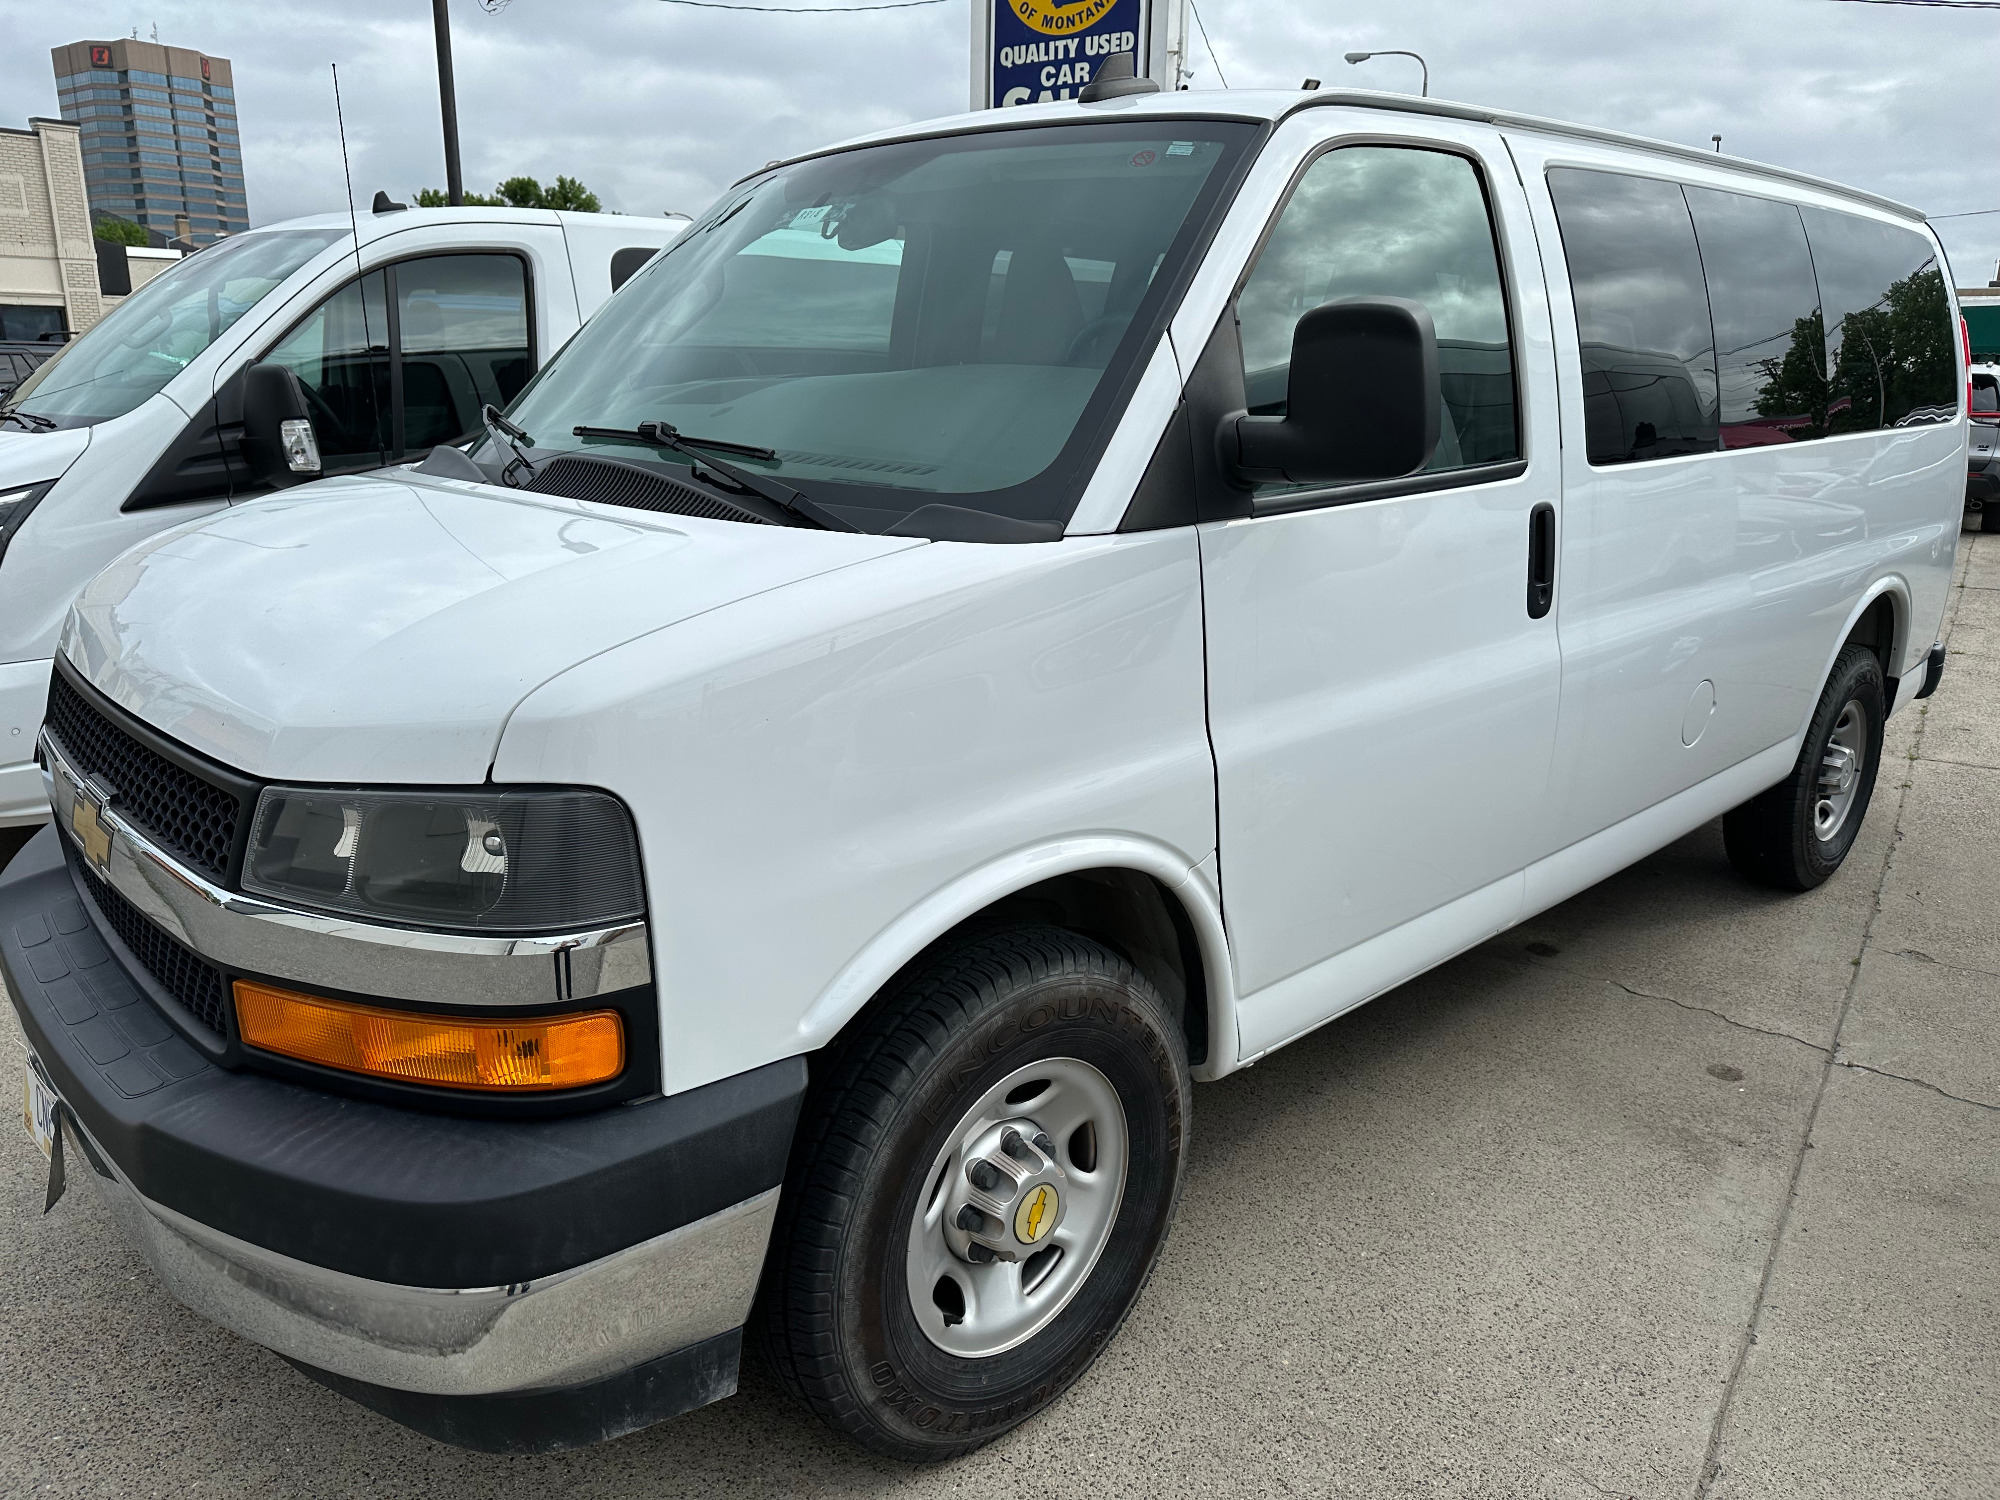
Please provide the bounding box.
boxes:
[2,523,1994,1499]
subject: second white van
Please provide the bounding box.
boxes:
[0,204,688,828]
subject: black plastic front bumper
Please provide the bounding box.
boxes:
[2,825,804,1289]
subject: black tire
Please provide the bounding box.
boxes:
[1982,500,2000,534]
[755,925,1190,1462]
[1724,643,1885,891]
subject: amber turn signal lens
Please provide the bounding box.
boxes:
[233,981,624,1092]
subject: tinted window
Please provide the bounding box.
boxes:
[395,254,531,450]
[1973,375,1998,415]
[1684,186,1826,446]
[1548,168,1718,464]
[1800,207,1955,432]
[1236,145,1518,486]
[266,270,390,469]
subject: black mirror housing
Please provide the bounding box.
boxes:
[1229,297,1441,487]
[241,362,322,488]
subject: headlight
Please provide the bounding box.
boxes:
[243,785,644,932]
[0,480,57,571]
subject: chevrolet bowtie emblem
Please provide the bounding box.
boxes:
[70,783,113,876]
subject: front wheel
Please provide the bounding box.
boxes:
[1724,643,1885,890]
[756,926,1190,1461]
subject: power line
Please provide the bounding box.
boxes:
[1932,207,2000,218]
[1189,0,1229,87]
[1826,0,2000,9]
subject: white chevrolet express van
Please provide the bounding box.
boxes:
[1,86,1961,1459]
[0,205,688,827]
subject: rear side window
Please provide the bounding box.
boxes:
[1800,207,1956,431]
[1683,186,1825,447]
[1974,375,1999,415]
[1547,168,1719,464]
[1236,144,1519,491]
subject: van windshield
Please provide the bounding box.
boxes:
[495,120,1254,534]
[5,228,346,428]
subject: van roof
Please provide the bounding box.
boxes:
[224,205,691,252]
[765,88,1927,225]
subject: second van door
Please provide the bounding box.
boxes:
[1201,124,1564,1050]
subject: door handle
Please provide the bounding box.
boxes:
[1526,502,1556,619]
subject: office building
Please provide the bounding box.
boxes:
[0,116,102,338]
[51,38,248,246]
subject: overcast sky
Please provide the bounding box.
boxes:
[5,0,1997,280]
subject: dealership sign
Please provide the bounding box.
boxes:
[980,0,1154,108]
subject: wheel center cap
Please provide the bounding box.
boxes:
[1014,1182,1060,1245]
[942,1116,1067,1264]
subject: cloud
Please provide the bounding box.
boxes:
[5,0,1994,275]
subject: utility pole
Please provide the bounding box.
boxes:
[432,0,464,206]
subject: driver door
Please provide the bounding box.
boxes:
[1200,126,1566,1057]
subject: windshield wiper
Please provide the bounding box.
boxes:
[0,407,56,432]
[570,421,856,532]
[481,403,536,486]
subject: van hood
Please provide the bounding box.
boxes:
[0,423,91,490]
[62,472,924,783]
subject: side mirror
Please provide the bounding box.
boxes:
[241,362,322,487]
[1227,297,1440,487]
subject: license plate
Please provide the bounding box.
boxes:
[22,1058,57,1161]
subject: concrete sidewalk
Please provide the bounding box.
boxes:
[2,528,1994,1500]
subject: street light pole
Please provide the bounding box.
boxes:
[432,0,464,206]
[1344,49,1429,97]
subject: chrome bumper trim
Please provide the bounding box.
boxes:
[74,1116,776,1396]
[38,733,651,1007]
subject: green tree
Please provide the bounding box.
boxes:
[1827,266,1954,433]
[539,175,601,212]
[414,187,506,207]
[93,216,149,245]
[1752,311,1832,439]
[416,176,603,212]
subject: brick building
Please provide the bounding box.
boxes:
[51,38,248,247]
[0,116,102,340]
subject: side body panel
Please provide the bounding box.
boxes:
[557,213,690,321]
[495,532,1216,1096]
[1508,131,1962,851]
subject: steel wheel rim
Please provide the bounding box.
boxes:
[905,1056,1129,1359]
[1814,698,1868,842]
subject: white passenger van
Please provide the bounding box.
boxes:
[0,205,688,828]
[2,83,1961,1460]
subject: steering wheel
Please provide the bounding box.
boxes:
[295,379,347,443]
[1063,315,1130,368]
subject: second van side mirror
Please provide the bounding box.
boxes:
[241,362,322,488]
[1226,297,1441,487]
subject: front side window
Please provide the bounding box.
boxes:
[265,252,531,470]
[1800,207,1955,432]
[497,121,1255,533]
[5,228,344,427]
[266,271,391,469]
[1235,144,1520,494]
[395,254,531,451]
[1547,168,1719,465]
